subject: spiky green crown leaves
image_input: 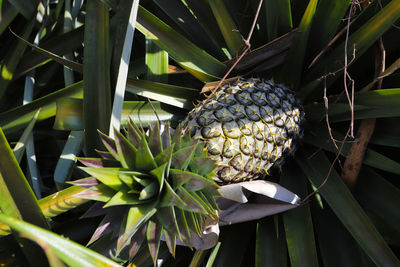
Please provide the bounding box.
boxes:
[72,119,220,264]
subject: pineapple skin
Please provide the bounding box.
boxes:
[183,78,304,184]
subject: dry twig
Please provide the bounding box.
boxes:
[182,0,264,135]
[341,38,385,188]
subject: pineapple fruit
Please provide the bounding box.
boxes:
[182,77,305,184]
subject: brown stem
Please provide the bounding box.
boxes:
[341,38,385,189]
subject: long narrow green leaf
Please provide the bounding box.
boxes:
[153,0,224,59]
[10,28,83,73]
[356,167,400,235]
[308,0,351,57]
[255,217,287,267]
[127,79,198,99]
[136,5,226,82]
[278,0,318,87]
[83,0,111,155]
[370,118,400,148]
[305,88,400,122]
[305,0,400,93]
[110,0,131,84]
[0,128,48,229]
[184,0,227,57]
[23,26,43,199]
[0,213,122,267]
[314,207,366,267]
[206,242,221,267]
[281,163,318,267]
[13,109,40,163]
[54,99,183,131]
[55,0,82,191]
[145,39,168,83]
[8,0,36,18]
[264,0,292,41]
[0,81,83,134]
[0,1,18,34]
[126,79,194,109]
[0,124,48,264]
[0,170,48,264]
[303,125,400,175]
[0,18,34,99]
[296,148,400,266]
[63,0,74,85]
[54,131,84,189]
[332,88,400,121]
[0,110,39,234]
[38,185,88,218]
[0,172,22,221]
[98,0,117,10]
[207,0,243,57]
[15,26,84,78]
[211,223,253,267]
[109,0,139,138]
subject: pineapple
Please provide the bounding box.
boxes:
[182,77,304,184]
[72,120,220,263]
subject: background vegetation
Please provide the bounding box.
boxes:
[0,0,400,266]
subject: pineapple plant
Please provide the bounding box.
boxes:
[72,120,220,262]
[71,77,304,262]
[0,0,399,266]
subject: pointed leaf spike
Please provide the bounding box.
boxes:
[113,128,138,169]
[187,211,201,236]
[154,144,174,178]
[77,157,120,168]
[160,182,186,208]
[171,124,182,150]
[176,186,207,214]
[170,169,219,191]
[95,150,115,160]
[117,205,157,253]
[163,230,177,257]
[171,144,198,170]
[103,189,142,207]
[74,184,115,202]
[149,122,163,156]
[150,162,168,193]
[146,221,162,266]
[189,157,217,175]
[79,167,123,190]
[87,208,123,246]
[161,122,171,150]
[127,117,141,147]
[129,224,147,261]
[77,158,104,168]
[98,130,119,160]
[68,177,99,188]
[175,208,191,244]
[136,132,157,171]
[156,207,182,241]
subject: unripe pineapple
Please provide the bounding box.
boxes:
[182,77,304,184]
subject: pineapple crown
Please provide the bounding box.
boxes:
[72,119,220,264]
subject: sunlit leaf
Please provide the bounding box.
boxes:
[0,213,121,267]
[83,0,111,155]
[297,148,400,266]
[136,5,226,82]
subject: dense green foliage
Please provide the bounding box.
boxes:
[0,0,400,266]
